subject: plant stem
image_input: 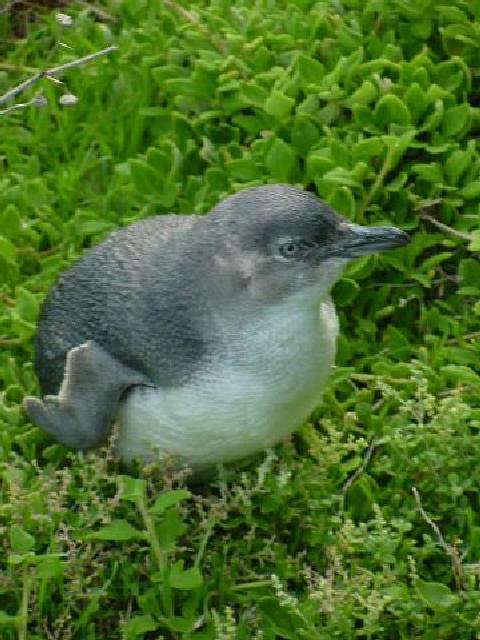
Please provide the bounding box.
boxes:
[0,46,118,107]
[18,570,31,640]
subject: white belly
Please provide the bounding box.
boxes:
[115,298,338,468]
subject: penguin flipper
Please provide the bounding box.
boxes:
[23,340,151,449]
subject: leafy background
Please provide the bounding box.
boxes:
[0,0,480,638]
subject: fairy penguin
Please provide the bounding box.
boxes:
[23,184,409,470]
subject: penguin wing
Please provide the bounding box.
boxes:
[34,215,199,395]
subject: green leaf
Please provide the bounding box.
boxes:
[164,78,196,96]
[9,525,35,554]
[333,278,359,306]
[264,90,295,119]
[14,287,39,324]
[241,82,268,108]
[321,167,361,189]
[411,163,443,183]
[459,182,480,199]
[352,137,383,163]
[123,614,159,639]
[0,204,20,240]
[35,555,66,580]
[444,147,473,185]
[165,616,195,633]
[468,230,480,252]
[156,180,180,208]
[347,79,378,106]
[226,159,262,181]
[404,83,428,122]
[440,365,480,391]
[0,235,17,262]
[459,258,480,291]
[375,94,411,126]
[168,562,203,590]
[88,519,144,541]
[296,54,325,88]
[146,147,171,178]
[442,104,470,137]
[149,489,191,515]
[118,475,147,502]
[383,326,411,360]
[129,159,158,194]
[306,151,335,178]
[291,115,320,154]
[414,579,458,609]
[156,509,186,548]
[328,186,356,218]
[265,138,295,181]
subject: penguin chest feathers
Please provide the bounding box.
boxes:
[115,295,339,468]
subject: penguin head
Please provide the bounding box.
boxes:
[204,184,409,306]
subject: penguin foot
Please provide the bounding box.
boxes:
[24,340,151,450]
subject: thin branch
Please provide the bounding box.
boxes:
[77,0,116,22]
[0,337,24,347]
[412,486,464,590]
[0,72,43,106]
[0,92,45,116]
[46,45,118,75]
[341,437,377,495]
[446,331,480,345]
[358,146,396,217]
[162,0,225,53]
[0,45,118,108]
[419,212,472,243]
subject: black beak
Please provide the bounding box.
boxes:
[337,222,410,258]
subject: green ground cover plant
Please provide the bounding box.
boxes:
[0,0,479,637]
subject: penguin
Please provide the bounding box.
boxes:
[23,184,409,469]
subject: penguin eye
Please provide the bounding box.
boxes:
[278,240,312,260]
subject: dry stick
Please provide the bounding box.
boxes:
[412,486,464,590]
[0,45,118,108]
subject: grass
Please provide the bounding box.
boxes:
[1,0,480,638]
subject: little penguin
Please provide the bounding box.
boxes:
[23,184,409,470]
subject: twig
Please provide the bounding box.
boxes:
[162,0,225,53]
[0,45,118,108]
[0,337,24,347]
[46,45,117,76]
[358,145,395,217]
[341,437,377,494]
[0,92,45,116]
[77,0,116,22]
[0,72,43,107]
[419,212,472,243]
[412,486,464,590]
[446,331,480,345]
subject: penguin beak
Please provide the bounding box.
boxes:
[337,222,410,258]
